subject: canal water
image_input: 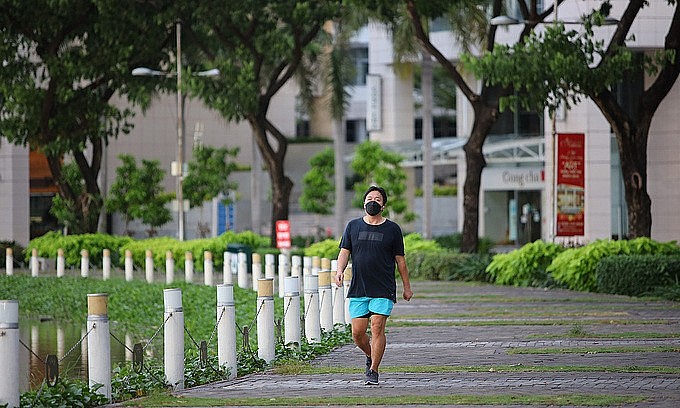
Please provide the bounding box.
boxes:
[18,318,153,392]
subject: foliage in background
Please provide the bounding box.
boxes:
[415,184,457,197]
[25,231,269,272]
[406,251,491,281]
[50,162,102,234]
[183,145,240,237]
[105,155,173,237]
[299,147,335,215]
[350,140,416,223]
[486,240,566,287]
[26,231,133,266]
[1,240,26,267]
[435,233,494,254]
[303,238,341,259]
[548,238,680,292]
[596,254,680,297]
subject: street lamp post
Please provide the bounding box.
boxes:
[132,22,218,241]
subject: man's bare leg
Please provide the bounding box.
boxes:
[351,317,371,358]
[368,314,387,372]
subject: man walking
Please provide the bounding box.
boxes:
[334,185,413,385]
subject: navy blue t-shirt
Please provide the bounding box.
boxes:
[339,217,405,302]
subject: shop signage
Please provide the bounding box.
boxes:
[482,167,544,190]
[366,74,382,131]
[556,133,585,236]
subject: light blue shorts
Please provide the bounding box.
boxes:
[348,297,394,319]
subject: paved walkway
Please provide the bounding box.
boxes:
[175,281,680,407]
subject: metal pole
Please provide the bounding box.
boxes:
[176,21,185,241]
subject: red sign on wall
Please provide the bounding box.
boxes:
[275,220,291,249]
[556,133,585,236]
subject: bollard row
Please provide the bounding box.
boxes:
[1,255,350,407]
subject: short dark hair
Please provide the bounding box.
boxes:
[363,185,387,205]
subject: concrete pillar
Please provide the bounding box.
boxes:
[318,269,333,333]
[102,249,111,280]
[166,251,175,285]
[204,251,213,286]
[278,252,290,298]
[291,255,302,293]
[264,254,275,294]
[256,278,275,363]
[0,300,19,408]
[80,249,89,278]
[344,265,352,325]
[57,248,65,278]
[304,274,320,343]
[222,252,233,285]
[145,250,154,283]
[237,252,249,289]
[311,256,320,276]
[30,248,39,277]
[5,248,13,276]
[163,288,184,390]
[252,253,262,291]
[123,250,133,281]
[331,259,345,327]
[87,294,111,400]
[184,252,194,283]
[283,276,301,347]
[216,284,237,379]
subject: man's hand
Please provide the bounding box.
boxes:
[334,271,344,287]
[403,288,413,301]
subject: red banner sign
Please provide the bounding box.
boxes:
[275,220,291,249]
[556,133,585,236]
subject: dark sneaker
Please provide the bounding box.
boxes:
[364,369,379,385]
[365,355,372,375]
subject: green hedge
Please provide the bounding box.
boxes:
[596,254,680,297]
[548,238,680,292]
[407,251,491,281]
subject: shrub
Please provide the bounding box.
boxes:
[1,240,26,266]
[434,233,495,254]
[304,238,341,259]
[548,238,680,292]
[406,250,490,281]
[596,254,680,297]
[486,240,565,287]
[26,231,133,266]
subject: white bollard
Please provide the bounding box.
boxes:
[57,248,65,278]
[165,251,175,285]
[303,256,312,277]
[184,252,194,283]
[124,250,133,282]
[216,285,237,379]
[222,252,233,284]
[30,248,39,277]
[87,294,111,400]
[291,255,302,293]
[57,327,65,360]
[251,253,262,291]
[283,276,300,347]
[278,252,290,298]
[237,252,249,289]
[5,248,13,276]
[256,278,275,363]
[102,249,111,280]
[0,300,19,408]
[163,288,184,390]
[311,256,320,276]
[204,251,213,286]
[318,269,333,333]
[264,254,275,290]
[304,274,321,343]
[81,249,89,278]
[125,334,133,362]
[344,265,352,325]
[331,259,345,328]
[145,250,154,283]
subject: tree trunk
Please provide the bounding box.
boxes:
[460,105,497,253]
[620,130,652,238]
[248,114,294,247]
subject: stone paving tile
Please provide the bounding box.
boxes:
[171,281,680,407]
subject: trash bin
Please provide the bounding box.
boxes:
[226,243,252,275]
